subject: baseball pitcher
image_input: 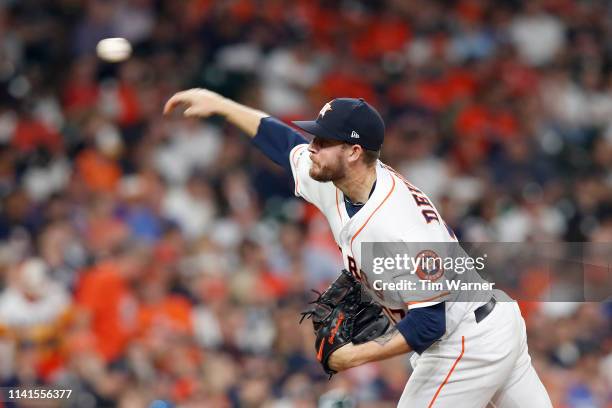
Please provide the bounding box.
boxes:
[164,89,552,407]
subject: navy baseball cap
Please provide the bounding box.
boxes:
[293,98,385,151]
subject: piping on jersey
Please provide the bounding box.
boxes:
[291,144,308,196]
[335,189,343,224]
[428,336,465,408]
[349,174,396,256]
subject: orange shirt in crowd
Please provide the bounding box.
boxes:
[75,149,122,193]
[75,261,138,362]
[351,17,411,60]
[137,295,193,336]
[317,71,378,106]
[456,103,519,141]
[116,82,142,126]
[295,0,339,51]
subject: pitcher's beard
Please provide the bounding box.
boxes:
[309,160,346,182]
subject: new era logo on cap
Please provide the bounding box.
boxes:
[292,98,385,151]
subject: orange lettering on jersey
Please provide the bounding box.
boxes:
[422,209,440,224]
[347,255,358,280]
[412,193,432,208]
[381,163,442,225]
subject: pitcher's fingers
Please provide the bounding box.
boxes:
[184,107,198,117]
[163,92,189,115]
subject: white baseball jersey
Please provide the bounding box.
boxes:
[288,143,552,408]
[289,144,482,329]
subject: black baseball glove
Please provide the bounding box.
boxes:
[300,270,390,376]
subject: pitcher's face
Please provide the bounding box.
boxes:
[308,137,349,182]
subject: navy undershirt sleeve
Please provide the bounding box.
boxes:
[251,117,308,174]
[396,302,446,354]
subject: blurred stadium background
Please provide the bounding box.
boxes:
[0,0,610,407]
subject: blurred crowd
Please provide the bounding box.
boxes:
[0,0,610,406]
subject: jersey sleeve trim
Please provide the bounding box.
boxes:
[408,301,443,310]
[396,302,446,354]
[406,291,450,310]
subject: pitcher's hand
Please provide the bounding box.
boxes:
[163,88,227,118]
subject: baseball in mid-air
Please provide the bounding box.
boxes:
[96,37,132,62]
